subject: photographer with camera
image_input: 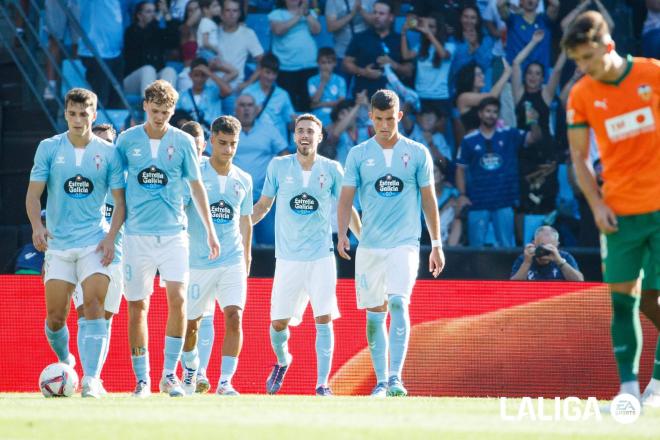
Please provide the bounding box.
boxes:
[510,225,583,281]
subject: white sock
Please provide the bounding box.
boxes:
[620,380,640,397]
[647,378,660,393]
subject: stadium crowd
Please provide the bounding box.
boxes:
[18,0,660,247]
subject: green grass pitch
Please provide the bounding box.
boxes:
[0,394,658,439]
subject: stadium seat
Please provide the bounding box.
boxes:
[60,59,90,98]
[0,226,19,273]
[246,13,271,51]
[95,109,131,132]
[314,16,334,49]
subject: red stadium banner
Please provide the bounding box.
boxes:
[0,276,656,398]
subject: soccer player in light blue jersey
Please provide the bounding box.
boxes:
[26,88,126,398]
[71,124,124,396]
[252,114,362,396]
[337,89,446,397]
[116,80,220,398]
[179,116,253,396]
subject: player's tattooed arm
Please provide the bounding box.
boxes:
[251,195,275,225]
[240,215,253,275]
[421,185,445,278]
[98,188,126,266]
[26,181,51,252]
[337,186,356,260]
[189,179,221,259]
[568,127,618,233]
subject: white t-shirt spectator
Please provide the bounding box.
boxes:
[218,24,264,85]
[197,16,219,53]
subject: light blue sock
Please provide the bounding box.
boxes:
[269,326,292,366]
[219,356,238,383]
[83,318,108,379]
[315,322,334,387]
[131,352,150,383]
[366,311,388,384]
[77,318,87,369]
[44,321,70,362]
[100,319,112,368]
[197,315,215,374]
[163,336,183,375]
[181,347,199,370]
[388,295,410,379]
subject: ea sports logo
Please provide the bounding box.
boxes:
[610,394,641,424]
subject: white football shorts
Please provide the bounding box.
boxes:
[71,262,123,314]
[44,245,110,285]
[187,263,247,320]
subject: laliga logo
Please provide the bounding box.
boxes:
[500,395,641,424]
[500,397,602,422]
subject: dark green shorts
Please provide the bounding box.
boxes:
[600,211,660,287]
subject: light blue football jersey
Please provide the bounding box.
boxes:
[29,132,125,251]
[116,124,201,236]
[185,158,253,269]
[343,136,434,249]
[262,154,343,261]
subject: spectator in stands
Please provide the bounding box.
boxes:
[170,108,195,128]
[410,0,471,39]
[343,0,412,99]
[243,53,297,141]
[451,5,495,89]
[176,57,232,135]
[197,0,222,60]
[498,0,559,75]
[512,32,567,243]
[218,0,265,114]
[170,0,192,20]
[454,59,511,144]
[322,90,370,165]
[400,13,455,116]
[643,0,659,58]
[510,225,584,281]
[407,104,452,164]
[455,97,541,248]
[180,0,202,69]
[268,0,321,112]
[325,0,376,62]
[123,1,180,96]
[92,123,117,143]
[14,210,46,275]
[308,47,347,127]
[560,0,614,35]
[181,120,208,157]
[78,0,124,107]
[233,93,289,244]
[43,0,79,100]
[434,160,462,246]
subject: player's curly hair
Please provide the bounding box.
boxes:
[561,11,611,51]
[64,88,97,111]
[144,80,178,108]
[211,115,242,135]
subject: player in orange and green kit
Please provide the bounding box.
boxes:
[563,11,660,407]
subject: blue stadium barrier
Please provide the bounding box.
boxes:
[246,13,271,51]
[60,59,90,98]
[95,109,131,132]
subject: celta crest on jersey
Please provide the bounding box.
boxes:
[138,165,168,189]
[375,174,403,197]
[64,174,94,198]
[290,192,319,215]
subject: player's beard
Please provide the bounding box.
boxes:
[297,145,314,156]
